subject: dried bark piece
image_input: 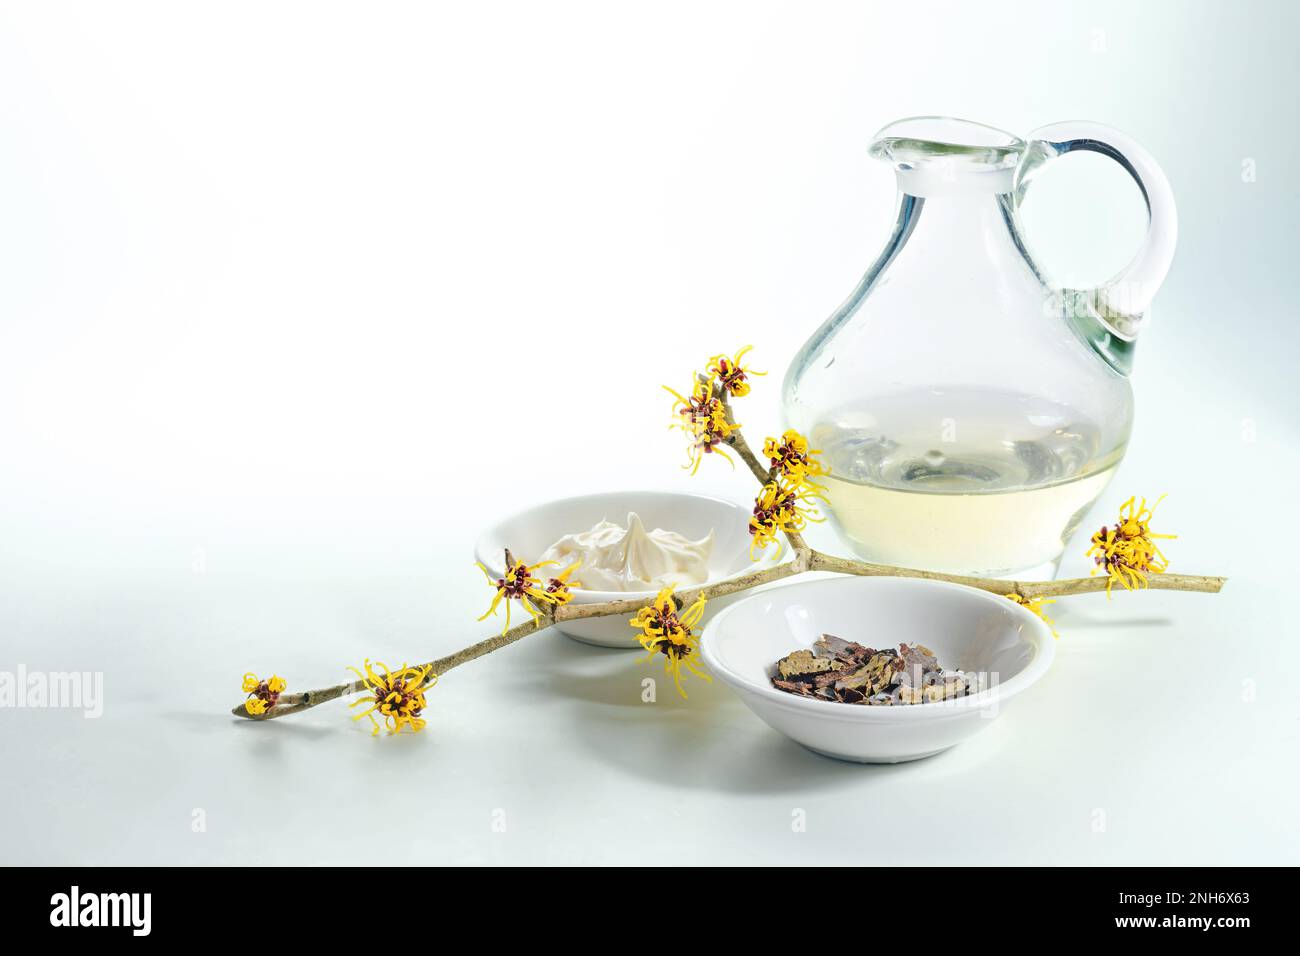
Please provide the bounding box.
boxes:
[772,678,816,696]
[811,668,850,689]
[921,680,966,703]
[895,684,924,705]
[770,639,976,706]
[776,649,840,679]
[814,634,854,658]
[896,642,940,687]
[863,651,902,694]
[814,634,875,665]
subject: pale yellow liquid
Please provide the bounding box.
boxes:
[811,390,1125,578]
[820,465,1118,577]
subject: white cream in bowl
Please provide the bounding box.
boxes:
[535,512,714,592]
[474,491,790,648]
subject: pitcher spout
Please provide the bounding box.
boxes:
[870,117,1024,197]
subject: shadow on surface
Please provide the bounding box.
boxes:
[491,627,1010,794]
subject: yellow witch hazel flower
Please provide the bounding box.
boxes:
[241,672,286,716]
[664,378,739,475]
[749,478,827,559]
[542,560,582,606]
[1006,593,1058,638]
[763,429,828,486]
[630,586,711,699]
[347,659,436,736]
[705,345,764,398]
[477,556,581,634]
[1086,495,1176,596]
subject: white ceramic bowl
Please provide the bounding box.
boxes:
[474,490,788,647]
[700,576,1055,763]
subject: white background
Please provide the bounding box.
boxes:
[1,0,1296,864]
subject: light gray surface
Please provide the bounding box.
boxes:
[1,0,1297,865]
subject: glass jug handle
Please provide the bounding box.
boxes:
[1014,121,1178,346]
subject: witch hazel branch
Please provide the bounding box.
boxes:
[232,347,1225,733]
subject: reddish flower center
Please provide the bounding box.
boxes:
[497,565,535,599]
[377,678,423,718]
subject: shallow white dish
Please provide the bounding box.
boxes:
[700,576,1055,763]
[474,490,788,648]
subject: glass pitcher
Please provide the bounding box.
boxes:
[781,117,1177,579]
